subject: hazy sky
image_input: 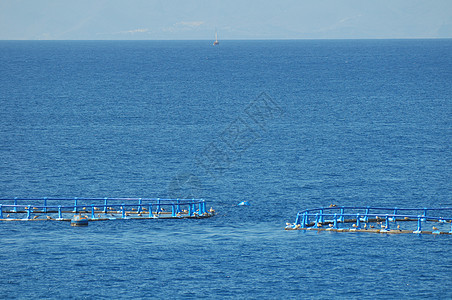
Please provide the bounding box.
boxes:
[1,0,451,40]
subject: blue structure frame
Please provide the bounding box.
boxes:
[0,197,214,221]
[286,206,452,235]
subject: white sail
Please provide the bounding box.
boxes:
[213,31,219,45]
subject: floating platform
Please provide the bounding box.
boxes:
[0,197,215,222]
[286,206,452,235]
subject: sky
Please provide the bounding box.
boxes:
[0,0,451,40]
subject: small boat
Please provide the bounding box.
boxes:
[213,31,219,46]
[71,214,89,227]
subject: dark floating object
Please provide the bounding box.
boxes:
[71,214,88,227]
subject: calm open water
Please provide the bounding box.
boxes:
[0,40,451,299]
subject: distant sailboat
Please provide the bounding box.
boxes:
[213,31,219,46]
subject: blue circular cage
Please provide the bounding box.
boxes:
[0,197,215,222]
[286,206,452,235]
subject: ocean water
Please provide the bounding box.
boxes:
[0,40,451,299]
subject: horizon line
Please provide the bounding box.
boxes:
[1,37,451,41]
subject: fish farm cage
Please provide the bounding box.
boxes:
[0,197,215,222]
[286,206,452,235]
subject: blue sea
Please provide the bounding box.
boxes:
[0,40,451,299]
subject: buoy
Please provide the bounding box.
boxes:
[71,214,88,227]
[238,201,250,206]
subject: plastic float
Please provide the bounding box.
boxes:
[71,214,89,227]
[0,197,215,222]
[286,206,452,235]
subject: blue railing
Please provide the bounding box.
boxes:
[286,206,452,234]
[0,197,214,221]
